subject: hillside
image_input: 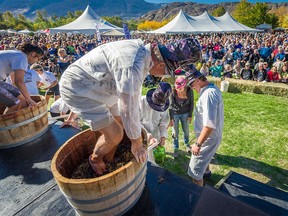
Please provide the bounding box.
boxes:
[139,2,288,21]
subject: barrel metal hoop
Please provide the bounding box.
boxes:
[0,110,48,131]
[116,179,145,216]
[0,125,49,149]
[75,170,146,215]
[64,161,147,204]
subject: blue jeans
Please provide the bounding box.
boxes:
[172,112,190,149]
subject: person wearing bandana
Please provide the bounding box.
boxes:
[59,38,201,175]
[184,65,224,187]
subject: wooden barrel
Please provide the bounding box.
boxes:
[51,129,148,216]
[0,95,48,149]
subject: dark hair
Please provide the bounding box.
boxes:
[199,76,207,82]
[19,43,44,56]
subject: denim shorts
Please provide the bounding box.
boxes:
[0,81,21,107]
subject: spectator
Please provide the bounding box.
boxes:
[222,48,233,66]
[259,42,272,62]
[47,58,61,79]
[210,60,223,78]
[233,59,242,78]
[223,64,233,78]
[267,66,280,82]
[249,49,261,69]
[200,63,209,76]
[139,82,171,163]
[280,64,288,80]
[254,58,265,71]
[285,47,288,62]
[275,47,286,63]
[57,48,71,74]
[253,62,267,82]
[272,45,281,62]
[240,62,253,80]
[30,63,60,103]
[233,48,242,63]
[74,49,83,60]
[48,43,58,57]
[169,76,194,158]
[263,62,270,72]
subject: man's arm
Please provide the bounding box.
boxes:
[119,92,147,163]
[44,80,58,90]
[191,126,214,156]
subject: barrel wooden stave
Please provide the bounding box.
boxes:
[51,129,147,216]
[0,96,48,149]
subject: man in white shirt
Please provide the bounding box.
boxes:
[185,67,224,187]
[30,64,60,103]
[59,38,201,175]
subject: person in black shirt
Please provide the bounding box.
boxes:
[169,76,194,158]
[253,62,267,82]
[240,62,253,80]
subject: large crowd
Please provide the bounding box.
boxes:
[0,32,288,83]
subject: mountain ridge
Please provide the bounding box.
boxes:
[139,2,288,21]
[0,0,162,20]
[0,0,286,20]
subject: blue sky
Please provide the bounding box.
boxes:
[145,0,287,3]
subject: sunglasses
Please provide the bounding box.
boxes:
[175,81,185,86]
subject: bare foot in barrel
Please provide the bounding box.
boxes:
[89,155,106,175]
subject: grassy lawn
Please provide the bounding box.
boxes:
[45,87,287,191]
[142,87,288,192]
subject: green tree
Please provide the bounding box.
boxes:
[103,16,123,28]
[232,0,254,27]
[232,0,278,28]
[212,6,226,17]
[250,3,278,28]
[127,19,139,30]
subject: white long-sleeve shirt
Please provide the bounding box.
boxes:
[60,39,151,139]
[139,96,169,140]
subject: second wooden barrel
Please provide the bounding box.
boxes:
[0,95,48,149]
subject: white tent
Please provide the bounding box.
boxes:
[18,29,33,34]
[216,12,261,32]
[50,5,122,35]
[0,30,7,35]
[256,23,272,32]
[150,10,261,34]
[7,29,17,34]
[151,10,198,34]
[102,29,125,37]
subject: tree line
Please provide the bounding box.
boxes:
[0,0,287,31]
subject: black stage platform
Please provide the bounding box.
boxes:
[0,121,267,216]
[216,171,288,216]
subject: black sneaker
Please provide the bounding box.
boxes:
[203,171,212,179]
[173,150,179,158]
[186,146,191,154]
